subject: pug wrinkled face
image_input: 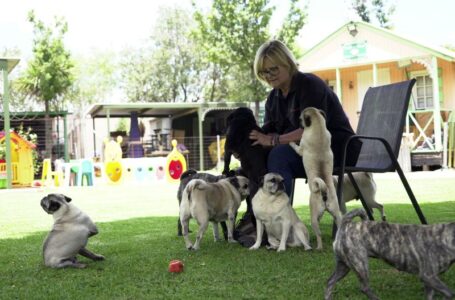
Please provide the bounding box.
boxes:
[40,193,72,214]
[301,107,326,128]
[229,176,249,197]
[263,173,285,195]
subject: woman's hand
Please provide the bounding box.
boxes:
[249,130,272,146]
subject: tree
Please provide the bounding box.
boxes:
[276,0,308,58]
[120,6,203,102]
[18,10,74,158]
[193,0,307,113]
[351,0,370,23]
[64,50,118,111]
[351,0,395,29]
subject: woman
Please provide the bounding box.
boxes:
[249,40,361,197]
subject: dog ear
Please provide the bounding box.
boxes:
[304,115,312,127]
[228,176,240,190]
[180,169,197,181]
[318,109,327,120]
[59,194,72,203]
[259,176,264,187]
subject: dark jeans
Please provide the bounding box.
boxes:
[267,144,306,197]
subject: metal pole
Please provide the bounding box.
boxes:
[64,113,69,162]
[1,62,11,188]
[198,108,204,171]
[92,117,96,158]
[1,61,12,188]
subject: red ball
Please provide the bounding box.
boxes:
[168,260,184,273]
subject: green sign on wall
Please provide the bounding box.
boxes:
[343,41,367,60]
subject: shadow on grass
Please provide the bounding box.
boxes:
[0,202,454,299]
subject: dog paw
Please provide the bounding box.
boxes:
[74,263,87,269]
[277,247,286,252]
[249,245,259,250]
[94,255,105,261]
[228,238,238,244]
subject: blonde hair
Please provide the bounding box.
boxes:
[254,40,299,82]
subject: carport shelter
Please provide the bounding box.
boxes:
[86,102,248,170]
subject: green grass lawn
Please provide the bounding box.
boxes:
[1,201,454,299]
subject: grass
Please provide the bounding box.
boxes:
[1,201,454,299]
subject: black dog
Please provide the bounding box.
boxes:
[222,107,272,247]
[177,169,228,238]
[223,107,270,200]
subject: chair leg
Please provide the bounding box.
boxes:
[394,163,428,224]
[347,173,374,221]
[383,141,428,225]
[333,168,347,238]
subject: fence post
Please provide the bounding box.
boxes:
[216,135,221,172]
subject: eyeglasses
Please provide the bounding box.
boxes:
[258,66,280,78]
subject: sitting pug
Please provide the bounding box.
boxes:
[180,176,249,250]
[249,173,312,252]
[41,193,104,268]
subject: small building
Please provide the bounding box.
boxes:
[0,131,36,186]
[299,21,455,169]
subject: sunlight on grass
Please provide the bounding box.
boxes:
[0,203,454,299]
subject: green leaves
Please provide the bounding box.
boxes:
[19,10,74,106]
[193,0,307,104]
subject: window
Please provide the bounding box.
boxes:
[413,73,433,109]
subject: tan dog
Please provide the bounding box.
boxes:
[333,172,385,221]
[249,173,312,252]
[41,194,104,268]
[290,107,342,250]
[307,177,344,250]
[179,176,249,250]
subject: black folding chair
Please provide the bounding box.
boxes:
[336,79,427,224]
[290,79,427,225]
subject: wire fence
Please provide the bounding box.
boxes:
[141,135,226,171]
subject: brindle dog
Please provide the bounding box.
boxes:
[325,209,455,300]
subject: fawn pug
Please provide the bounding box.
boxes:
[249,173,312,252]
[179,176,249,250]
[290,107,342,249]
[333,172,385,221]
[41,193,104,268]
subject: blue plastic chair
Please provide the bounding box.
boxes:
[77,159,94,186]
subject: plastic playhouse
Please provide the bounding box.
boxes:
[0,131,36,188]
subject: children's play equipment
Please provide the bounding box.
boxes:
[166,139,187,183]
[76,159,95,186]
[0,131,35,187]
[101,134,186,184]
[104,136,124,183]
[41,158,64,186]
